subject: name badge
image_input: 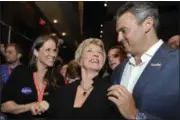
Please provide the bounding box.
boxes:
[21,87,32,95]
[150,62,162,67]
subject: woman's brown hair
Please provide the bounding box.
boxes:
[29,35,59,88]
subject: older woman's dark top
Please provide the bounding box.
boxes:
[47,76,121,119]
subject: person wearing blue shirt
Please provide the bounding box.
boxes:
[0,43,22,84]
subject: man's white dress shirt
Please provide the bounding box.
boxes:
[120,40,164,93]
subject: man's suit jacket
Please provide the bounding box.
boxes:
[111,43,179,120]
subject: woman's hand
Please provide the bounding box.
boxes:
[29,101,49,115]
[37,100,49,114]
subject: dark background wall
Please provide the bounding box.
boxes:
[0,2,57,64]
[0,1,179,64]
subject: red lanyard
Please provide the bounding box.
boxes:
[33,72,47,102]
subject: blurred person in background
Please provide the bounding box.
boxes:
[0,43,22,84]
[107,45,127,71]
[56,63,68,84]
[168,34,180,49]
[60,64,68,79]
[65,60,80,83]
[104,45,127,81]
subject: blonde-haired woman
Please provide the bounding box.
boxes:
[46,38,118,119]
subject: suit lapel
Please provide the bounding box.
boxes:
[132,44,174,107]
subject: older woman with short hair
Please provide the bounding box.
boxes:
[45,38,119,119]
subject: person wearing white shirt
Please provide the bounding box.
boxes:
[107,2,179,120]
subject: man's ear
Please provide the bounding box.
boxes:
[17,53,22,59]
[33,49,38,57]
[143,16,153,33]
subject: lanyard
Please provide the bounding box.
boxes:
[33,72,47,102]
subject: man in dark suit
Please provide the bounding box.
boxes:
[107,2,179,120]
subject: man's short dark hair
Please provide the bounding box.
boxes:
[115,2,159,32]
[6,43,22,54]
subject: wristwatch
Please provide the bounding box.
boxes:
[135,111,147,120]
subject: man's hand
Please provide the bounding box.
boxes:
[107,85,138,119]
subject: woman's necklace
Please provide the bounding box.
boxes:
[79,84,93,96]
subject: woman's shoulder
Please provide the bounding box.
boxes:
[60,80,79,89]
[95,77,111,86]
[49,81,79,104]
[55,80,79,93]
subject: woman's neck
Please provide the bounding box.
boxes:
[36,62,47,83]
[81,68,97,88]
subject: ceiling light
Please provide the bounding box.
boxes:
[62,32,66,36]
[100,31,103,33]
[53,19,58,23]
[100,35,102,38]
[100,24,103,27]
[104,3,107,7]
